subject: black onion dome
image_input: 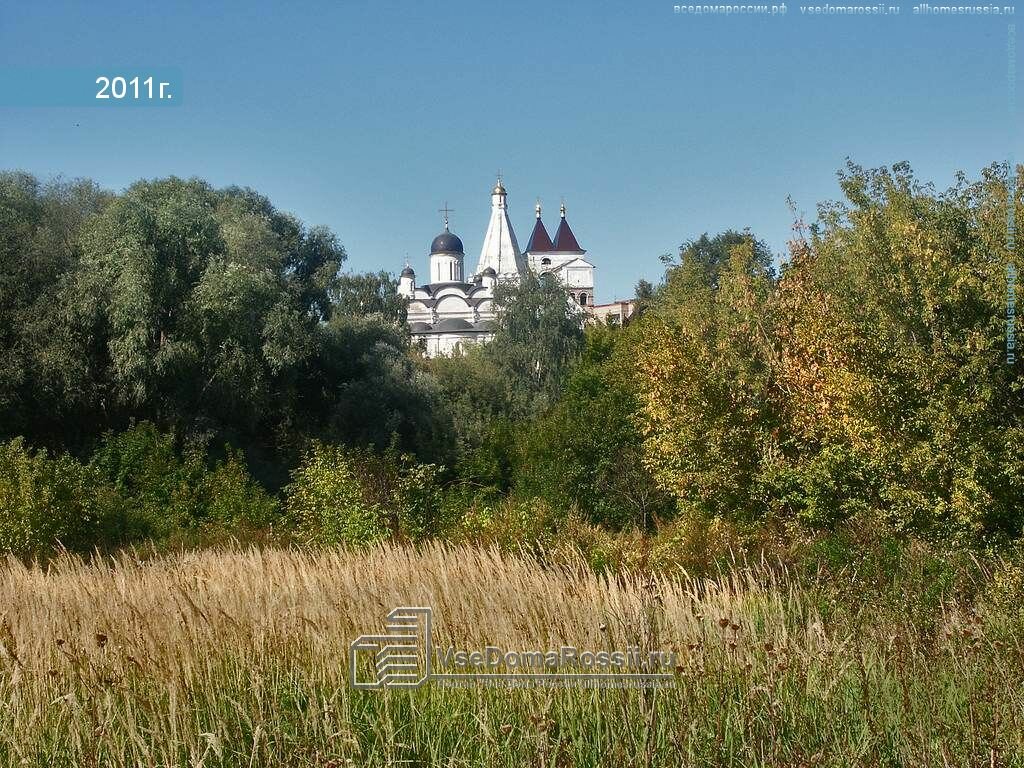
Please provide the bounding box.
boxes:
[430,229,464,254]
[481,266,497,276]
[400,265,415,277]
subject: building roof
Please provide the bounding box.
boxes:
[433,317,475,332]
[548,256,594,270]
[431,227,464,255]
[475,176,527,277]
[416,281,477,295]
[524,216,554,253]
[408,317,493,335]
[552,203,585,253]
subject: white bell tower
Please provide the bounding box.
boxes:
[474,175,527,280]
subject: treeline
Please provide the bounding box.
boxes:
[0,163,1021,560]
[0,174,444,472]
[636,162,1022,546]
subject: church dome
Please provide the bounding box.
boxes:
[481,266,497,276]
[430,229,464,254]
[400,265,415,277]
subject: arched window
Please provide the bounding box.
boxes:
[579,293,588,306]
[541,257,551,266]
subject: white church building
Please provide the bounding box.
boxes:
[399,178,595,357]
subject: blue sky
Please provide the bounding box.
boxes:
[1,0,1019,301]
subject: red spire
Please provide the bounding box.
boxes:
[525,202,554,253]
[552,202,584,253]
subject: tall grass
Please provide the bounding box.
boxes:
[0,542,1021,767]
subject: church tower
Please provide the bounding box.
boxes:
[539,202,594,307]
[524,200,555,273]
[474,176,527,280]
[399,176,597,357]
[429,209,465,283]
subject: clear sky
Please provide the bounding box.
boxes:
[1,0,1020,301]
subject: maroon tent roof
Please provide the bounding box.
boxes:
[553,213,584,253]
[525,217,554,253]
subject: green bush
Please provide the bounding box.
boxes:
[199,449,280,529]
[285,442,442,547]
[761,442,875,530]
[284,443,386,547]
[511,323,674,532]
[452,495,566,549]
[0,438,119,558]
[982,545,1024,625]
[88,422,197,539]
[89,423,279,540]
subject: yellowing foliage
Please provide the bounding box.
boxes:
[633,164,1023,541]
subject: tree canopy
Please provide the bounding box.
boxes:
[1,163,1021,550]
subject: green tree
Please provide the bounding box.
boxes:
[634,232,783,521]
[514,323,673,529]
[333,270,407,325]
[777,161,1024,540]
[660,230,774,289]
[632,278,655,319]
[314,315,452,463]
[0,172,111,448]
[487,271,586,419]
[428,272,586,496]
[66,177,344,461]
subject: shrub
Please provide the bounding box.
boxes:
[198,449,280,530]
[285,443,442,547]
[984,545,1024,620]
[88,422,197,539]
[0,426,276,559]
[391,458,444,540]
[762,442,875,530]
[452,495,565,549]
[89,423,279,540]
[0,438,119,558]
[511,324,674,532]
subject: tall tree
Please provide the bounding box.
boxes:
[634,231,783,521]
[0,172,112,447]
[332,270,407,325]
[487,271,586,419]
[514,322,673,529]
[67,177,344,450]
[777,161,1024,539]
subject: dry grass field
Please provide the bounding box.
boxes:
[0,542,1022,767]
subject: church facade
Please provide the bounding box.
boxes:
[398,178,595,357]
